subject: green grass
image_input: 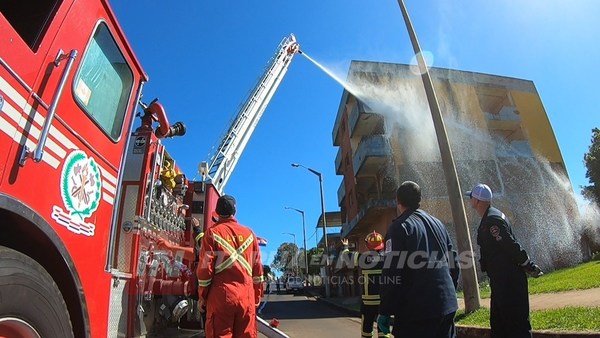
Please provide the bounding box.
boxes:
[457,261,600,298]
[334,261,600,331]
[454,262,600,332]
[455,308,490,326]
[528,261,600,294]
[456,307,600,332]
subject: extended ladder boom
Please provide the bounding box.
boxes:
[202,34,300,193]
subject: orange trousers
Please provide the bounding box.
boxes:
[205,285,257,338]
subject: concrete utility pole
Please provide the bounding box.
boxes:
[291,163,331,298]
[285,207,309,277]
[396,0,481,312]
[283,232,298,274]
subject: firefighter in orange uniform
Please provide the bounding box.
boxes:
[197,195,264,338]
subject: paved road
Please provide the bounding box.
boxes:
[258,292,361,338]
[150,291,359,338]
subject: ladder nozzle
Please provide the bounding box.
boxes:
[286,43,300,55]
[286,34,300,55]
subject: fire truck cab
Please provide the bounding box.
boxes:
[1,0,150,337]
[0,1,299,337]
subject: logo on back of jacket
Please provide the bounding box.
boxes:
[226,235,246,243]
[361,252,384,268]
[52,150,101,237]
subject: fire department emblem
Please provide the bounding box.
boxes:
[490,225,502,241]
[51,150,101,236]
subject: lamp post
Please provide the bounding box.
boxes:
[285,207,309,277]
[282,232,297,275]
[395,0,481,312]
[291,163,330,298]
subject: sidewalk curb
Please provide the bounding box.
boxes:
[456,326,600,338]
[311,293,599,338]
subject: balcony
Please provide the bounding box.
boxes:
[353,135,392,177]
[485,105,520,121]
[337,180,346,207]
[332,90,351,147]
[348,101,384,139]
[335,147,343,175]
[341,197,395,238]
[484,105,526,141]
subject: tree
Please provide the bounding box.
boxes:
[263,265,272,280]
[305,247,324,275]
[270,242,298,274]
[583,127,600,204]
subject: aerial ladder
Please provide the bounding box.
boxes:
[200,34,300,193]
[186,35,300,337]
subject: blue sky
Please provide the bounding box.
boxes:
[111,1,600,265]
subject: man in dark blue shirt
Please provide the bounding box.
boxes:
[379,181,460,338]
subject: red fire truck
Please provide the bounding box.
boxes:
[0,1,299,337]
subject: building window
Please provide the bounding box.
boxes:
[73,23,134,140]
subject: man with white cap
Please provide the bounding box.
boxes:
[465,183,542,338]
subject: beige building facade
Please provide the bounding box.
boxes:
[330,62,577,295]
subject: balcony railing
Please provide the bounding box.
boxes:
[348,101,383,138]
[484,105,520,121]
[335,147,343,175]
[341,198,395,238]
[337,179,346,207]
[353,135,392,177]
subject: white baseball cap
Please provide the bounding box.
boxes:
[464,183,492,202]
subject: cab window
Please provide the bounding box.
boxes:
[0,0,61,51]
[73,22,133,140]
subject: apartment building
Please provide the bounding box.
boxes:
[331,61,574,296]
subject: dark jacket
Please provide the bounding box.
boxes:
[477,206,529,279]
[338,249,385,306]
[477,206,533,338]
[380,209,459,320]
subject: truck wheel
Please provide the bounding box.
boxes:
[0,246,74,338]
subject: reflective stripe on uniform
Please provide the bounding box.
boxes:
[362,294,380,300]
[198,278,212,287]
[195,232,204,242]
[212,233,254,276]
[253,276,265,284]
[361,269,382,302]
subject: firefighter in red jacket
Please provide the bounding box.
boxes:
[197,195,264,338]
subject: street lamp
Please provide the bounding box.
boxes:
[285,206,309,277]
[395,0,481,312]
[291,163,330,298]
[282,232,297,275]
